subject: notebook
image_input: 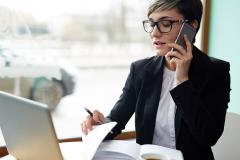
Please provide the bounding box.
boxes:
[94,140,183,160]
[0,91,64,160]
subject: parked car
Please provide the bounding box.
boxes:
[0,47,77,111]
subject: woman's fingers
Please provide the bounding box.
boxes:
[81,120,88,135]
[81,110,105,135]
[93,110,105,124]
[166,50,184,60]
[85,115,94,130]
[81,116,93,135]
[167,43,187,56]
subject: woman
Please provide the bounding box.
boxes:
[81,0,231,159]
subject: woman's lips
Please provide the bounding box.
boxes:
[153,41,167,49]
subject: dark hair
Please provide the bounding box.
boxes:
[148,0,203,32]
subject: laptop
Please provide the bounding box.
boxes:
[0,91,64,160]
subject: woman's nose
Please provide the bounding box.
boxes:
[151,25,161,37]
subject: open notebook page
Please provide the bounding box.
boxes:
[81,122,117,160]
[93,140,140,160]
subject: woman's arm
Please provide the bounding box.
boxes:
[170,61,230,147]
[106,63,137,139]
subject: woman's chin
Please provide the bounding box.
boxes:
[155,49,167,56]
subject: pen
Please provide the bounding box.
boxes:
[83,107,109,124]
[84,107,93,116]
[83,107,113,134]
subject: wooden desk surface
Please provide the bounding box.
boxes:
[0,125,135,158]
[0,131,136,158]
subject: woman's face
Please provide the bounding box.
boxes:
[149,8,185,56]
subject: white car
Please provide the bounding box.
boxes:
[0,47,77,111]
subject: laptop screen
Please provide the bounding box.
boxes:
[0,91,63,160]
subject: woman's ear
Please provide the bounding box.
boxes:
[191,20,199,29]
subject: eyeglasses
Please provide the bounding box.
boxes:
[142,19,189,33]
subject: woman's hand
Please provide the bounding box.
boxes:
[165,34,193,84]
[81,110,105,135]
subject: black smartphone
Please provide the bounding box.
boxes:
[172,22,196,52]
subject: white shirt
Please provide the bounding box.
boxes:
[152,66,177,149]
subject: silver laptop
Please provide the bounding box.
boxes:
[0,91,64,160]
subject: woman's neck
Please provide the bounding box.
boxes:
[165,59,176,71]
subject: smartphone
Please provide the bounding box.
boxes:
[172,22,196,52]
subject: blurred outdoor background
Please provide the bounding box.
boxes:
[0,0,205,140]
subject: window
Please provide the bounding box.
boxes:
[0,0,205,137]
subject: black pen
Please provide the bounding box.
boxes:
[84,107,93,116]
[84,107,110,125]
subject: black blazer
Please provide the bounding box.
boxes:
[107,46,231,160]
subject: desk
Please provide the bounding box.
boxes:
[1,155,16,160]
[1,138,186,160]
[1,142,84,160]
[1,131,136,159]
[0,125,135,158]
[0,141,85,159]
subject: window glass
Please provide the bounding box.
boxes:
[0,0,204,136]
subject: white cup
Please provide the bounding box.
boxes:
[140,153,168,160]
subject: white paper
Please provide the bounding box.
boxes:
[94,140,140,160]
[82,122,117,160]
[59,142,84,160]
[93,140,183,160]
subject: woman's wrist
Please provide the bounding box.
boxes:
[176,76,189,85]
